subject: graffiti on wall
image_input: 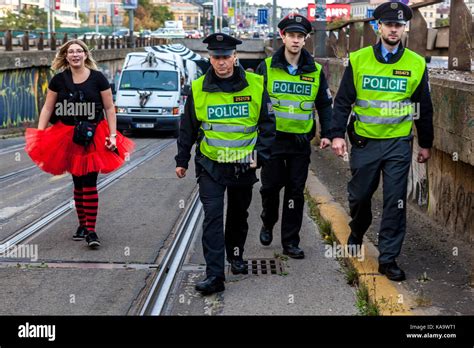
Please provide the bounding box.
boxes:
[0,68,53,128]
[0,59,125,129]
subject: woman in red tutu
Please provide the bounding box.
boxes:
[25,39,134,248]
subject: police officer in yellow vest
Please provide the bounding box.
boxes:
[175,33,276,295]
[256,14,333,259]
[331,1,434,281]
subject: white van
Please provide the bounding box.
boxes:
[115,51,185,135]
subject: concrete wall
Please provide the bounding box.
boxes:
[317,58,474,244]
[0,48,142,129]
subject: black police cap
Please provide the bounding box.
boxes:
[278,14,312,35]
[373,1,412,24]
[202,33,242,56]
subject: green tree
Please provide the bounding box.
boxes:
[79,12,88,27]
[0,7,61,31]
[123,0,172,30]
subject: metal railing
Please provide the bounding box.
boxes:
[325,0,472,71]
[0,30,168,52]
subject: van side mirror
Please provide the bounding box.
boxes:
[181,85,191,96]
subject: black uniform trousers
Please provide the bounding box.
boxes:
[198,171,253,280]
[260,153,310,248]
[348,136,412,264]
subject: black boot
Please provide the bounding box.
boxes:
[229,259,248,275]
[259,225,273,246]
[378,261,406,281]
[195,276,225,295]
[283,245,305,259]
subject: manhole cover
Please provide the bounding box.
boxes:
[227,258,284,275]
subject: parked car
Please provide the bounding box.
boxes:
[15,32,39,39]
[185,30,201,39]
[151,27,186,39]
[78,32,105,40]
[139,30,152,38]
[112,29,138,38]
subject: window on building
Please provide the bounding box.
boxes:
[102,15,107,24]
[186,16,191,24]
[429,22,432,28]
[179,15,183,20]
[430,12,433,17]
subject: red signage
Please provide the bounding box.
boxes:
[307,3,316,22]
[326,4,351,21]
[55,0,60,10]
[308,3,350,22]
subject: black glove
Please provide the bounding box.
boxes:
[234,163,251,176]
[295,134,309,146]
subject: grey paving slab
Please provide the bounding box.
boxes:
[23,142,197,264]
[165,177,358,315]
[0,266,152,315]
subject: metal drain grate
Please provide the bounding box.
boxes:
[227,258,284,275]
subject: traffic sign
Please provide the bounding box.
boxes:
[257,8,268,25]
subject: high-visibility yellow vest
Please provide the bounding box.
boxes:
[265,57,321,134]
[192,71,263,163]
[350,46,425,139]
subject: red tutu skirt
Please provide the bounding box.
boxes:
[25,120,135,176]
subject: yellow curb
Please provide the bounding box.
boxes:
[306,169,413,315]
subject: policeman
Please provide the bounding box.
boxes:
[175,33,276,295]
[331,1,434,281]
[256,14,333,259]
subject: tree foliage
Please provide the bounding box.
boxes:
[123,0,172,30]
[0,7,62,31]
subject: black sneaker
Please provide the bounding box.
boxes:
[85,232,101,248]
[73,226,88,241]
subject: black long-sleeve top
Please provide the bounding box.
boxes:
[330,41,434,149]
[175,65,276,186]
[256,46,333,156]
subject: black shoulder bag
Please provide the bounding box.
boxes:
[63,69,97,147]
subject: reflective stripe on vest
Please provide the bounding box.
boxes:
[201,122,257,134]
[356,113,412,124]
[203,136,258,148]
[274,110,313,121]
[192,71,263,162]
[350,46,425,139]
[355,98,412,109]
[265,57,321,134]
[270,97,315,110]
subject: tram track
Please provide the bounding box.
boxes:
[0,139,175,254]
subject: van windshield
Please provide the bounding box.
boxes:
[119,70,179,91]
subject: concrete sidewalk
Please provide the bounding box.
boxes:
[308,144,474,315]
[164,176,358,315]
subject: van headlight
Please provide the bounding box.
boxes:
[116,107,126,113]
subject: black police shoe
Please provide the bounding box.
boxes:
[378,261,406,281]
[195,276,225,295]
[346,234,363,256]
[229,259,248,275]
[85,232,101,248]
[73,226,88,241]
[259,226,273,246]
[283,245,305,259]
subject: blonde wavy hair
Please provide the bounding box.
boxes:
[52,39,98,71]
